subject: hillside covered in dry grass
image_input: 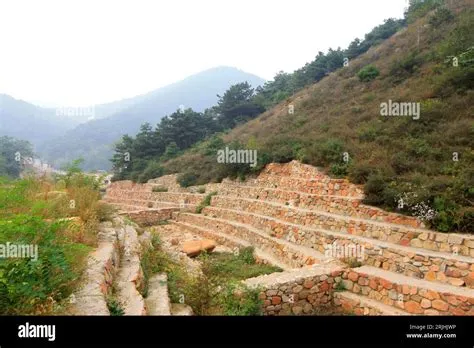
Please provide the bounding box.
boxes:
[160,0,473,233]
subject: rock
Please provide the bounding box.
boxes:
[432,299,449,312]
[170,238,179,246]
[420,299,431,309]
[419,289,440,300]
[182,239,217,257]
[448,234,463,245]
[292,306,303,315]
[405,301,423,314]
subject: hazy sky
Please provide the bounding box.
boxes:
[0,0,407,107]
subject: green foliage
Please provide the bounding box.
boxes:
[177,172,198,188]
[405,0,443,23]
[0,214,91,314]
[217,283,263,316]
[330,163,349,177]
[390,52,423,83]
[357,65,380,82]
[196,191,218,213]
[334,281,346,292]
[138,162,164,184]
[106,297,124,316]
[429,7,454,26]
[0,136,34,178]
[214,82,264,129]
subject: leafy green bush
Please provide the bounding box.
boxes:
[390,53,423,83]
[138,161,164,184]
[330,163,348,177]
[363,173,388,205]
[0,215,91,314]
[218,283,263,316]
[357,65,380,82]
[429,7,454,26]
[177,172,198,188]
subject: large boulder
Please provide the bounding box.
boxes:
[182,239,217,257]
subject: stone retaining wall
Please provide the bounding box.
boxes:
[203,206,474,288]
[216,184,424,228]
[123,208,179,226]
[244,266,343,315]
[209,196,474,257]
[340,269,474,316]
[175,213,320,268]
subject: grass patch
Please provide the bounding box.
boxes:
[196,191,218,214]
[106,296,125,316]
[140,238,281,315]
[199,247,282,283]
[0,173,103,315]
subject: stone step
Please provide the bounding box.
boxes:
[105,197,196,211]
[209,196,474,257]
[216,184,428,230]
[245,173,364,197]
[105,190,204,205]
[174,212,336,269]
[107,202,149,212]
[342,266,474,315]
[145,273,171,315]
[333,291,411,315]
[202,206,474,289]
[170,220,291,271]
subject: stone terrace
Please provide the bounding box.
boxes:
[104,161,474,316]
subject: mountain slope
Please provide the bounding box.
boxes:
[0,94,79,146]
[38,66,265,170]
[160,1,474,233]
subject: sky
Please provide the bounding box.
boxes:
[0,0,408,107]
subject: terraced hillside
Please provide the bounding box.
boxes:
[104,161,474,316]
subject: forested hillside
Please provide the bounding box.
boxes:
[38,67,265,170]
[111,0,473,233]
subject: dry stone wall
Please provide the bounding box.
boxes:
[244,265,343,315]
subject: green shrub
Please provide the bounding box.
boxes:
[107,297,124,316]
[196,191,218,213]
[330,163,348,177]
[390,53,423,83]
[138,162,164,184]
[348,162,377,184]
[363,173,388,205]
[177,172,198,188]
[237,247,256,265]
[218,283,263,316]
[0,215,91,314]
[357,65,380,82]
[95,202,116,222]
[429,7,454,26]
